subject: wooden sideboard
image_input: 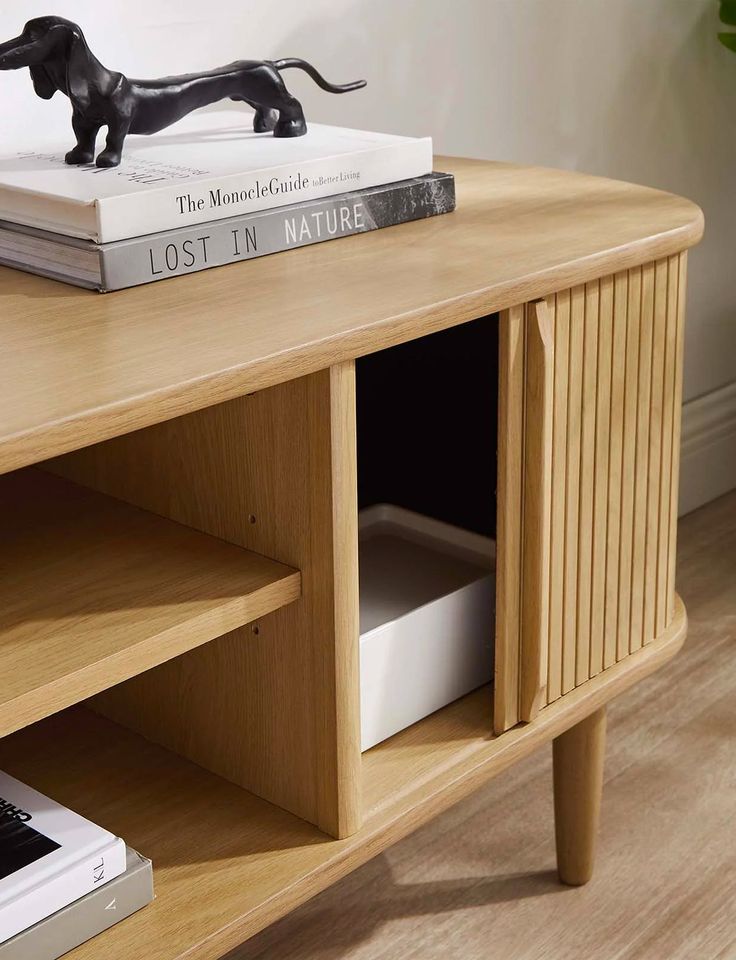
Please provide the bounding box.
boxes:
[0,157,702,960]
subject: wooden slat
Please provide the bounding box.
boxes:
[575,281,600,685]
[644,260,669,644]
[52,367,362,839]
[519,301,554,720]
[629,262,656,653]
[656,256,680,634]
[0,469,300,740]
[562,287,584,693]
[547,293,569,703]
[604,272,628,668]
[667,252,688,623]
[590,274,614,677]
[495,307,526,732]
[617,266,642,660]
[0,598,688,960]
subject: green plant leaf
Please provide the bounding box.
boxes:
[719,30,736,51]
[720,1,736,26]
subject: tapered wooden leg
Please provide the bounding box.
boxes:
[553,706,606,886]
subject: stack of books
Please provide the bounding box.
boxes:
[0,111,453,292]
[0,772,153,959]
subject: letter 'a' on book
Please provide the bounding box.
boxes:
[0,847,153,960]
[0,110,433,243]
[0,771,126,945]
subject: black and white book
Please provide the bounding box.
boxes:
[0,772,126,944]
[0,847,152,960]
[0,172,455,292]
[0,110,432,242]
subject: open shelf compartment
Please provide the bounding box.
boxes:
[355,315,499,751]
[0,692,496,960]
[0,468,301,738]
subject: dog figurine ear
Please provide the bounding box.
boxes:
[29,63,57,99]
[64,22,93,107]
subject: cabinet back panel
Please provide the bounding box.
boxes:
[356,316,499,539]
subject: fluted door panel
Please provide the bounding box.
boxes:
[495,254,686,730]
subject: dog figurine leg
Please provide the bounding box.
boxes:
[235,98,278,133]
[96,116,131,168]
[273,96,307,138]
[253,107,278,133]
[239,65,308,138]
[230,95,278,133]
[65,112,101,165]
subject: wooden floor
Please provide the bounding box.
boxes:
[231,490,736,960]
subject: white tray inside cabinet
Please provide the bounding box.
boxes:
[359,504,495,751]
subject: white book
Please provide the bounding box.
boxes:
[0,110,432,243]
[0,772,126,944]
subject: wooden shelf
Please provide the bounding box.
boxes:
[0,158,702,475]
[0,602,686,960]
[0,469,301,737]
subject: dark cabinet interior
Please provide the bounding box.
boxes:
[356,314,499,539]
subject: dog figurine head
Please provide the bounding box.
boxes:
[0,16,92,102]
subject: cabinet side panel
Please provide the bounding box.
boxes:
[49,368,361,839]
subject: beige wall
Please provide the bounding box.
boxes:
[1,0,734,401]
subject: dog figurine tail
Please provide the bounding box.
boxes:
[271,58,366,93]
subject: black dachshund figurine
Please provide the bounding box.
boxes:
[0,16,366,167]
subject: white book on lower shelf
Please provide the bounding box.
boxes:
[0,772,126,944]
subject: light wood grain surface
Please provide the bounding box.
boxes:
[541,256,684,708]
[496,252,686,728]
[667,254,688,624]
[0,597,686,960]
[519,300,553,720]
[553,707,606,886]
[548,289,571,702]
[53,368,362,839]
[616,266,641,663]
[232,490,736,960]
[630,263,655,656]
[0,158,702,475]
[590,274,614,675]
[575,281,599,685]
[494,305,524,732]
[0,468,299,738]
[563,285,584,692]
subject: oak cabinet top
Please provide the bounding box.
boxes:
[0,157,702,474]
